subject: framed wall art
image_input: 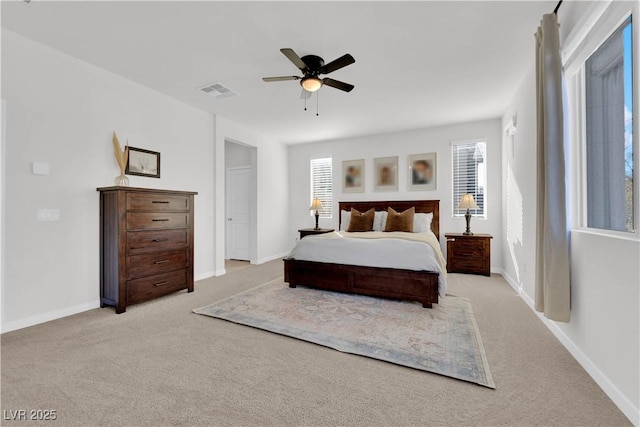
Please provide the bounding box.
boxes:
[342,159,365,193]
[374,156,398,192]
[126,147,161,178]
[408,152,436,191]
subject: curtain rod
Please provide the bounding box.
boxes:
[553,0,563,15]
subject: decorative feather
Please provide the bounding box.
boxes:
[112,132,128,173]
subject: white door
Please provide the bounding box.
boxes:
[226,167,251,261]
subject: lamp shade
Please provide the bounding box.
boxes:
[301,76,323,92]
[457,194,479,210]
[309,197,323,211]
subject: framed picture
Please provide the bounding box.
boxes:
[408,152,436,191]
[374,156,398,192]
[342,159,365,193]
[126,147,161,178]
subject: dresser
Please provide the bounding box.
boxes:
[97,187,197,313]
[445,233,492,276]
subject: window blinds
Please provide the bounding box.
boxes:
[310,158,333,218]
[452,141,486,217]
[585,17,634,232]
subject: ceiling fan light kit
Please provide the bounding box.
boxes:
[301,76,322,92]
[263,48,355,115]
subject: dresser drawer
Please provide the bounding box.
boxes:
[127,193,190,212]
[126,212,189,230]
[127,249,189,278]
[126,230,189,255]
[127,269,189,304]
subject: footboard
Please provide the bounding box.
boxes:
[284,258,439,308]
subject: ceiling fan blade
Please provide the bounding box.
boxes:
[280,48,308,71]
[262,76,300,82]
[321,54,355,74]
[300,89,312,100]
[322,78,354,92]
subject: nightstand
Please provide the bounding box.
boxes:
[445,233,492,276]
[299,228,334,239]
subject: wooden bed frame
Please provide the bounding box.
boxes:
[284,200,441,308]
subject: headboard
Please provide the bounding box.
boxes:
[338,200,440,239]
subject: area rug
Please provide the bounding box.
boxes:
[193,279,495,388]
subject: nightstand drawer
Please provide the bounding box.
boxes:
[450,244,486,258]
[450,256,487,272]
[127,193,190,212]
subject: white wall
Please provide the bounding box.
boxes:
[214,116,290,272]
[501,2,639,423]
[288,119,503,267]
[1,30,216,332]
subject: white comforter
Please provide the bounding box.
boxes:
[288,231,447,296]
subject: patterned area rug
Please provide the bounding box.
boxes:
[193,279,495,388]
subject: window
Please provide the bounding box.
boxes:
[585,17,634,232]
[452,141,486,217]
[310,158,332,218]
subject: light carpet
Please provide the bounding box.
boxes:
[193,278,495,388]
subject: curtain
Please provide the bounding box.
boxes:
[535,13,571,322]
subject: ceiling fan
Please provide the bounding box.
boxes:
[262,48,355,97]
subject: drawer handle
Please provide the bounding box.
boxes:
[152,201,170,204]
[154,260,170,265]
[152,238,169,242]
[152,218,170,222]
[153,280,169,287]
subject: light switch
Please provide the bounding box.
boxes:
[32,162,50,176]
[37,209,60,221]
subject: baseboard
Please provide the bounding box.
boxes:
[214,269,226,277]
[497,269,639,425]
[1,300,100,334]
[499,269,523,295]
[251,252,288,265]
[194,271,215,281]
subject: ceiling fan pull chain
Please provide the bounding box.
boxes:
[316,91,319,117]
[304,95,307,111]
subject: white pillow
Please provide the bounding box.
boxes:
[373,211,388,231]
[413,212,434,233]
[340,210,351,231]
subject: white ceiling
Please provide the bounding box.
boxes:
[2,1,553,144]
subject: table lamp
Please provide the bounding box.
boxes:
[457,194,479,235]
[309,198,323,230]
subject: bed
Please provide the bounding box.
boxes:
[284,200,444,308]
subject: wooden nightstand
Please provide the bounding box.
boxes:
[299,228,334,239]
[445,233,492,276]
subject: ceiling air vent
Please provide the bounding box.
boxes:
[198,82,238,99]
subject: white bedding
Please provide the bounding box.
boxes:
[288,231,447,296]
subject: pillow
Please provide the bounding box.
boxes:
[347,208,375,232]
[373,211,388,232]
[384,207,415,232]
[340,210,351,231]
[413,212,434,233]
